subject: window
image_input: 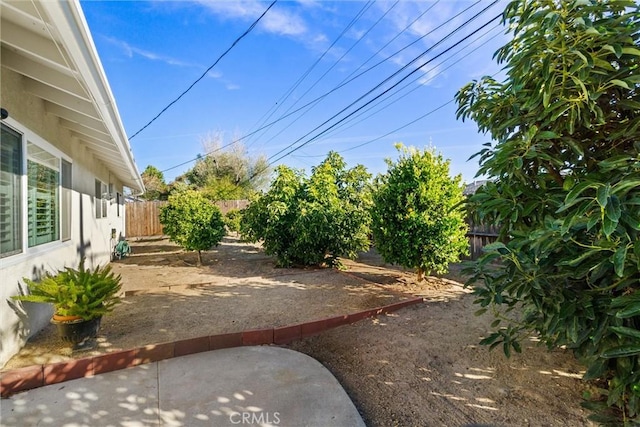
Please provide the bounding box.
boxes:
[0,125,22,257]
[27,142,59,247]
[0,122,72,257]
[95,179,107,218]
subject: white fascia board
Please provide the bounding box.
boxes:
[38,0,145,193]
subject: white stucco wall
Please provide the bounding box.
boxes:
[0,67,127,368]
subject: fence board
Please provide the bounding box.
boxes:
[125,200,250,238]
[464,221,500,260]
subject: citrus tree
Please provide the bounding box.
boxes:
[455,0,640,422]
[241,152,372,267]
[159,190,226,265]
[371,144,468,280]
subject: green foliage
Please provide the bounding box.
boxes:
[371,144,469,279]
[140,165,168,201]
[223,209,243,234]
[159,190,226,265]
[455,0,640,422]
[179,137,270,201]
[12,260,122,320]
[241,152,372,268]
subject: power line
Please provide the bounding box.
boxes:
[265,4,501,165]
[261,15,501,174]
[128,0,278,141]
[160,0,494,175]
[321,23,503,140]
[338,70,500,155]
[250,0,399,151]
[341,100,455,154]
[252,0,480,153]
[244,1,374,148]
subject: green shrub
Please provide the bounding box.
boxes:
[223,209,243,234]
[159,190,226,265]
[12,260,121,320]
[241,152,372,268]
[455,0,640,423]
[371,144,469,280]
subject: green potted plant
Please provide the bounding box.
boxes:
[12,259,122,348]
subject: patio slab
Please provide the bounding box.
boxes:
[1,346,365,427]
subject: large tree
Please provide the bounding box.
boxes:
[456,0,639,422]
[241,152,372,268]
[180,133,270,200]
[140,165,168,201]
[371,144,468,281]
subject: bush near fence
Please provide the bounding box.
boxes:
[125,199,497,258]
[125,200,249,238]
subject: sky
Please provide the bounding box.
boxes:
[80,0,510,186]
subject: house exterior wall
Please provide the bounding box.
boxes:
[0,67,126,367]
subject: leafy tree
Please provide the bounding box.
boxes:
[223,209,243,235]
[180,133,270,200]
[159,190,225,265]
[241,152,372,267]
[140,165,168,201]
[455,0,640,422]
[241,166,303,266]
[371,144,468,281]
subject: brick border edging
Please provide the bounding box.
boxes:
[0,297,423,398]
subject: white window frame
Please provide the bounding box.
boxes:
[0,119,72,261]
[95,179,108,219]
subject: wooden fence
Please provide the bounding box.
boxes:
[465,222,500,260]
[125,200,250,238]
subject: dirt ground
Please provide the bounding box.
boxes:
[4,236,593,426]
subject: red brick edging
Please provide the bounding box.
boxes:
[0,297,423,398]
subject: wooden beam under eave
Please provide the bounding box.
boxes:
[0,47,88,100]
[0,19,70,73]
[45,101,108,134]
[25,78,99,120]
[59,118,112,143]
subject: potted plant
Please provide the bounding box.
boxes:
[12,259,122,349]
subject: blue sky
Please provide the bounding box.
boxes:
[81,0,509,185]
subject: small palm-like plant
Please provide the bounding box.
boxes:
[12,260,122,320]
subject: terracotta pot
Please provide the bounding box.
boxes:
[51,313,83,323]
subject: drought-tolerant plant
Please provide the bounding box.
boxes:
[241,152,372,268]
[455,0,639,423]
[159,190,226,265]
[371,144,468,280]
[12,260,122,320]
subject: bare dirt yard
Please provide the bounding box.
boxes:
[4,236,594,426]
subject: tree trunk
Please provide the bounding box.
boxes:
[417,268,425,282]
[197,250,203,266]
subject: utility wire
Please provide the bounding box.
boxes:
[128,0,278,141]
[266,4,500,165]
[341,100,455,154]
[338,0,442,86]
[253,0,479,152]
[322,23,502,140]
[160,0,492,175]
[338,70,500,154]
[244,1,374,147]
[261,14,501,175]
[252,0,399,151]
